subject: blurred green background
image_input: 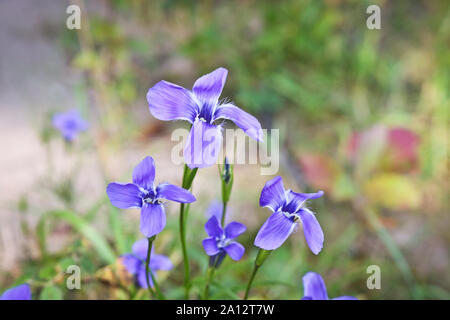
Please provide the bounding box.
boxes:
[0,0,448,300]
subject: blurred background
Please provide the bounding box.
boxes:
[0,0,448,299]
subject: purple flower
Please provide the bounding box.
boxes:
[202,216,246,266]
[106,156,196,238]
[0,283,31,300]
[122,239,173,289]
[147,67,263,168]
[254,176,324,254]
[52,109,88,141]
[302,272,357,300]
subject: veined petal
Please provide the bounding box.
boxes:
[0,284,31,300]
[284,190,324,213]
[254,212,296,250]
[332,296,358,300]
[224,222,246,239]
[184,118,223,169]
[204,216,223,237]
[298,208,324,255]
[106,183,142,209]
[150,254,173,271]
[157,183,196,203]
[121,254,141,275]
[132,156,156,190]
[193,68,228,114]
[131,238,149,260]
[224,242,245,261]
[147,80,198,123]
[137,265,153,289]
[214,103,263,142]
[140,203,166,238]
[302,272,329,300]
[259,176,286,212]
[202,237,220,256]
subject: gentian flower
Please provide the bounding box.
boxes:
[202,215,246,267]
[106,156,196,238]
[147,67,263,168]
[302,272,357,300]
[52,109,88,141]
[254,176,324,254]
[0,283,31,300]
[122,239,173,289]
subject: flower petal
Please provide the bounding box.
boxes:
[302,272,328,300]
[184,118,223,168]
[284,190,324,213]
[298,208,324,255]
[224,242,245,261]
[121,254,141,275]
[147,80,198,123]
[106,183,142,209]
[0,284,31,300]
[259,176,286,212]
[214,103,263,142]
[132,156,156,190]
[224,222,247,239]
[332,296,358,300]
[150,254,173,271]
[193,68,228,113]
[157,183,196,203]
[131,238,149,260]
[206,201,224,222]
[204,216,223,237]
[202,237,220,256]
[137,265,153,289]
[254,212,296,250]
[140,203,166,238]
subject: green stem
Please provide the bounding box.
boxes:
[221,201,227,226]
[244,249,272,300]
[244,264,259,300]
[202,266,216,300]
[145,236,156,299]
[179,164,198,299]
[150,269,166,300]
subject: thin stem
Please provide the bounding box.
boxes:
[202,266,216,300]
[145,236,156,299]
[221,201,227,226]
[244,264,259,300]
[150,270,166,300]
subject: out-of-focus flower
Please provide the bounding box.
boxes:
[52,109,88,142]
[147,67,263,168]
[301,272,357,300]
[0,283,31,300]
[106,156,196,238]
[122,239,173,289]
[202,216,246,267]
[254,176,324,254]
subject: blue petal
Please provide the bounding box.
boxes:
[259,176,286,212]
[224,221,246,239]
[214,103,263,142]
[150,254,173,271]
[131,238,149,260]
[106,183,142,209]
[298,208,324,255]
[202,237,220,256]
[132,156,156,190]
[147,80,198,123]
[193,68,228,121]
[284,190,324,213]
[140,203,166,238]
[206,201,224,222]
[204,216,223,237]
[254,212,296,250]
[332,296,358,300]
[302,272,329,300]
[137,265,153,289]
[121,253,142,275]
[157,183,196,203]
[0,284,31,300]
[52,110,88,141]
[184,118,223,168]
[224,242,245,261]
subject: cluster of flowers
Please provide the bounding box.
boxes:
[1,68,356,300]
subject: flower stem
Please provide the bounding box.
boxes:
[221,201,227,226]
[179,164,198,299]
[145,236,156,299]
[243,249,272,300]
[202,266,216,300]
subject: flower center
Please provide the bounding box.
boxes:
[140,187,162,205]
[216,234,231,248]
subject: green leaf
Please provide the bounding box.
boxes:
[40,286,63,300]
